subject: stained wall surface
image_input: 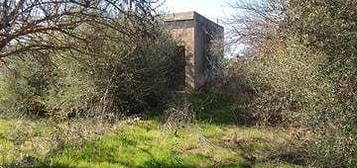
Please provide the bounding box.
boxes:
[164,12,224,91]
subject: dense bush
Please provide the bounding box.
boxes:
[0,17,180,119]
[223,38,356,167]
[226,0,357,167]
[285,1,357,167]
[221,39,331,126]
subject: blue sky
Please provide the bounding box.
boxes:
[162,0,235,24]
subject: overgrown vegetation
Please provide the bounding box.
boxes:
[222,0,357,167]
[44,120,303,168]
[0,12,180,119]
[0,118,119,166]
[1,93,304,168]
[1,0,356,167]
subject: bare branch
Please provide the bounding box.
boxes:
[0,0,160,59]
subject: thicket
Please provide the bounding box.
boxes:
[223,0,357,167]
[0,16,180,119]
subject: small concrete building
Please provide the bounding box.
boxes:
[164,11,224,91]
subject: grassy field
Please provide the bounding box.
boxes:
[0,120,302,168]
[40,120,300,168]
[0,92,304,168]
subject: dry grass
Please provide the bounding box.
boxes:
[0,118,127,167]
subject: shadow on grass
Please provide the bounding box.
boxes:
[27,119,253,168]
[145,91,307,168]
[146,91,241,126]
[188,91,256,126]
[31,141,252,168]
[8,91,306,168]
[34,161,252,168]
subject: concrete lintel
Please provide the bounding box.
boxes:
[164,11,195,22]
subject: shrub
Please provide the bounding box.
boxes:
[221,39,330,126]
[0,17,180,119]
[284,1,357,166]
[0,77,7,101]
[226,0,357,166]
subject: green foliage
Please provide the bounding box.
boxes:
[0,77,8,102]
[0,17,180,118]
[0,54,60,117]
[283,1,357,167]
[47,28,179,118]
[187,91,254,126]
[257,40,330,126]
[189,91,237,125]
[226,0,357,166]
[222,39,330,126]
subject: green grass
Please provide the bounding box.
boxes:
[0,118,114,166]
[0,119,16,164]
[30,119,301,168]
[0,119,302,168]
[1,92,304,168]
[189,91,237,125]
[0,77,9,102]
[41,121,247,168]
[0,119,52,164]
[0,119,9,138]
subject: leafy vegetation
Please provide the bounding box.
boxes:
[0,0,356,167]
[225,0,357,167]
[0,16,180,119]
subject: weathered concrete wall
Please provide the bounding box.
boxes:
[165,12,196,90]
[164,11,224,91]
[169,28,195,90]
[194,13,224,88]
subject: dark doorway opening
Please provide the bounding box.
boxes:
[176,46,186,91]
